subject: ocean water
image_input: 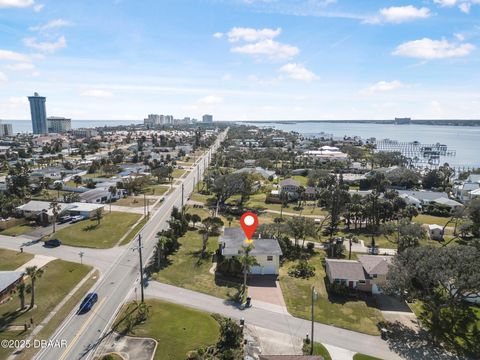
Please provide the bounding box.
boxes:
[8,120,143,134]
[252,121,480,169]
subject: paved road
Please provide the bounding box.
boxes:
[30,131,226,360]
[144,282,402,360]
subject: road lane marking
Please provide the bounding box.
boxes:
[58,296,107,360]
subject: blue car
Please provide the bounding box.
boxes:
[78,293,98,314]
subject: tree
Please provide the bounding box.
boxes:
[108,185,117,213]
[286,216,316,247]
[385,245,480,355]
[202,217,224,236]
[73,175,82,188]
[467,198,480,237]
[239,243,258,292]
[53,182,63,198]
[49,200,61,233]
[190,214,201,228]
[382,220,426,252]
[26,266,44,309]
[94,208,103,225]
[16,282,26,310]
[154,236,167,269]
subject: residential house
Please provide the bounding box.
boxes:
[67,202,105,218]
[0,271,24,303]
[453,182,480,202]
[433,197,464,213]
[79,188,117,204]
[279,178,300,197]
[16,200,71,224]
[218,228,282,275]
[234,167,277,180]
[397,190,449,210]
[357,255,393,294]
[428,224,444,241]
[325,255,393,294]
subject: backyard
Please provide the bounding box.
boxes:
[114,299,220,360]
[44,211,141,248]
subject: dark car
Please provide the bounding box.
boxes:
[44,239,61,248]
[78,293,98,314]
[58,215,72,224]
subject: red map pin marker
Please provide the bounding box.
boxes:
[240,212,258,242]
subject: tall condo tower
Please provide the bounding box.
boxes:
[28,92,47,134]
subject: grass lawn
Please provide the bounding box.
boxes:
[353,354,384,360]
[0,260,92,359]
[45,212,141,248]
[119,216,148,246]
[115,299,220,360]
[144,184,170,196]
[31,189,70,201]
[413,214,451,226]
[114,196,156,208]
[335,229,397,250]
[152,230,241,299]
[291,175,309,186]
[279,251,384,335]
[247,193,327,216]
[311,343,332,360]
[0,224,37,237]
[0,249,34,270]
[172,169,187,178]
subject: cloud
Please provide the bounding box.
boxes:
[213,32,223,39]
[454,33,465,41]
[434,0,458,6]
[0,49,31,62]
[433,0,480,13]
[7,96,27,105]
[368,6,431,24]
[197,95,223,105]
[23,36,66,53]
[361,80,405,94]
[227,27,281,42]
[0,71,7,84]
[0,0,34,8]
[279,63,318,81]
[392,38,475,59]
[4,62,35,71]
[29,19,71,32]
[231,39,299,60]
[33,3,43,11]
[80,89,113,98]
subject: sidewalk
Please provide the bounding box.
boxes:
[15,254,56,272]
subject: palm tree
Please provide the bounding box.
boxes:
[108,185,117,213]
[94,208,103,225]
[26,266,44,309]
[49,200,61,233]
[16,282,26,310]
[239,243,258,293]
[53,182,63,198]
[73,175,82,188]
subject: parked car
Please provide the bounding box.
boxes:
[58,215,72,224]
[44,239,61,248]
[70,215,85,224]
[78,293,98,314]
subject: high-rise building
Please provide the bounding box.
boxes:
[0,120,13,137]
[202,114,213,123]
[144,114,161,126]
[72,128,98,138]
[47,116,72,133]
[28,92,47,134]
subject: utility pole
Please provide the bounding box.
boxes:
[310,286,317,355]
[181,183,184,208]
[79,251,84,264]
[143,193,146,217]
[136,234,145,303]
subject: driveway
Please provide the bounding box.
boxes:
[375,295,419,331]
[247,275,288,313]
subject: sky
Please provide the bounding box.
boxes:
[0,0,479,121]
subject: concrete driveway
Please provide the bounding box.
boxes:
[375,294,419,331]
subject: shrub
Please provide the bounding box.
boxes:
[288,260,315,279]
[328,282,349,296]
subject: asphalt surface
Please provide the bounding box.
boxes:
[29,132,226,360]
[144,282,402,360]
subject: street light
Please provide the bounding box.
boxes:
[79,251,84,264]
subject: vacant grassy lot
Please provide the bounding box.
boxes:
[353,354,383,360]
[279,251,384,335]
[247,193,327,216]
[152,230,241,299]
[46,212,141,248]
[0,260,92,359]
[413,214,451,226]
[0,223,37,237]
[0,249,34,270]
[114,196,156,208]
[144,184,170,196]
[172,169,187,178]
[115,300,220,360]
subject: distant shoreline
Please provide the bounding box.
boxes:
[240,119,480,126]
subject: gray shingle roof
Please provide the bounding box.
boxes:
[326,259,366,281]
[357,255,393,276]
[0,271,24,293]
[279,178,300,187]
[397,190,448,202]
[219,228,283,256]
